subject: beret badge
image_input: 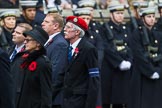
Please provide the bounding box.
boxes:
[73,17,78,22]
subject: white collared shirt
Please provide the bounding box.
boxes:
[44,32,60,46]
[10,44,24,60]
[71,38,82,55]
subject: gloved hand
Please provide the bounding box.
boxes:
[119,60,131,71]
[150,72,160,79]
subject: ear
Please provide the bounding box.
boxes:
[53,23,59,29]
[75,30,81,35]
[0,20,4,26]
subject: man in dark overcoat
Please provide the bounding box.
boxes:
[100,1,133,108]
[129,6,162,108]
[53,16,100,108]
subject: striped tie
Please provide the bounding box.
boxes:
[10,49,17,62]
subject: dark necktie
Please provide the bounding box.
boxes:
[10,49,17,62]
[44,39,53,48]
[68,46,73,62]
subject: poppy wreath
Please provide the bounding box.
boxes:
[28,61,37,72]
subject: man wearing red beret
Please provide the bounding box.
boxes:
[53,16,100,108]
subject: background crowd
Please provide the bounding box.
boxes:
[0,0,162,108]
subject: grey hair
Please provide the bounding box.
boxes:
[73,24,85,38]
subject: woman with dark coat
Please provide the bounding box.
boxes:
[16,26,52,108]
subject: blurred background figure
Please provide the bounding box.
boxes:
[17,0,37,27]
[100,0,111,9]
[100,1,133,108]
[60,0,72,9]
[156,1,162,31]
[129,4,162,108]
[34,0,46,26]
[77,0,101,35]
[0,10,17,53]
[46,6,62,14]
[0,0,19,8]
[126,0,149,32]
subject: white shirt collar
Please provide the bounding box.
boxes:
[15,44,25,52]
[10,44,24,60]
[71,38,82,55]
[44,32,60,46]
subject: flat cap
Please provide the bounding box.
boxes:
[140,7,156,16]
[74,8,91,16]
[108,0,124,12]
[47,6,62,13]
[132,1,148,8]
[20,0,37,9]
[78,0,95,8]
[0,10,17,19]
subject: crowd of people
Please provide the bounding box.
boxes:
[0,0,162,108]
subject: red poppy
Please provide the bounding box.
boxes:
[74,47,79,58]
[22,53,29,59]
[28,61,37,72]
[74,47,79,54]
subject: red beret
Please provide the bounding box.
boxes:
[66,16,88,31]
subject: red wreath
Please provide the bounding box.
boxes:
[28,61,37,72]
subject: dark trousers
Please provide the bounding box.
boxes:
[52,105,62,108]
[102,104,127,108]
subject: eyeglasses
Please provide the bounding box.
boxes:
[24,38,35,43]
